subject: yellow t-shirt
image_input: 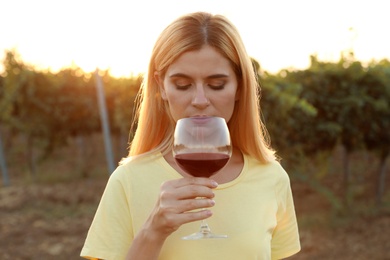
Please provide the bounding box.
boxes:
[81,153,300,260]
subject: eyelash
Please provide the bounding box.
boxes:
[176,84,191,90]
[175,83,225,90]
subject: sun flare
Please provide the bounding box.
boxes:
[0,0,389,77]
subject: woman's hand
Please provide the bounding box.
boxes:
[145,177,218,239]
[126,177,218,260]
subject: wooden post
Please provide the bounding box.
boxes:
[95,69,115,175]
[0,132,10,186]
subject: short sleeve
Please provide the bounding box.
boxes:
[271,167,301,260]
[80,166,133,260]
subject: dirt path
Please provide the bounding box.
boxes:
[1,179,389,259]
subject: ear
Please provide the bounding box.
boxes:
[154,71,167,100]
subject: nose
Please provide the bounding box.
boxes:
[191,86,210,108]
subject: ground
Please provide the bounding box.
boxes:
[1,177,389,259]
[1,134,389,259]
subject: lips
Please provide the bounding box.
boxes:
[189,116,221,125]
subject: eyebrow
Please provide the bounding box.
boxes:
[169,73,229,79]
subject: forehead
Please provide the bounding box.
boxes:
[166,46,234,77]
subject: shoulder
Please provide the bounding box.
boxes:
[243,156,292,196]
[245,155,289,180]
[109,152,176,190]
[109,153,164,182]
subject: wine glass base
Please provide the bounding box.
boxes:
[182,231,228,240]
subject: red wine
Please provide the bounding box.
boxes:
[174,153,229,177]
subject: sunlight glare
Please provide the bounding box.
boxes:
[0,0,389,77]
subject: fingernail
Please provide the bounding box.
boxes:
[204,210,213,216]
[210,199,216,206]
[211,180,218,187]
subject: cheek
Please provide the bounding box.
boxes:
[165,92,189,117]
[166,90,187,105]
[220,91,238,107]
[215,93,237,118]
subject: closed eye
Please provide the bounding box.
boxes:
[207,79,226,90]
[173,78,192,90]
[176,83,192,90]
[169,73,229,90]
[208,84,225,90]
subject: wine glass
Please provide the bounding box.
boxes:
[173,116,232,240]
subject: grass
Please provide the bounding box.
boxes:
[1,131,389,259]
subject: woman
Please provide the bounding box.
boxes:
[81,11,300,260]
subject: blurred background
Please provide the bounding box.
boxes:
[0,0,389,259]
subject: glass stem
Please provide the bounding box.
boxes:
[199,220,211,234]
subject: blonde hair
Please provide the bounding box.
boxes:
[124,12,275,163]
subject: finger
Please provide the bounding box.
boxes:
[159,185,215,205]
[154,208,213,232]
[160,184,215,202]
[152,199,214,231]
[180,209,213,223]
[165,177,218,189]
[176,184,216,200]
[177,197,216,213]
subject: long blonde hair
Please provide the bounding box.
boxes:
[124,12,275,163]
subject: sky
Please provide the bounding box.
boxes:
[1,0,389,77]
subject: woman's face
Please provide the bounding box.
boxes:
[158,45,239,123]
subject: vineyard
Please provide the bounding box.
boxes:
[0,134,389,259]
[1,49,390,259]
